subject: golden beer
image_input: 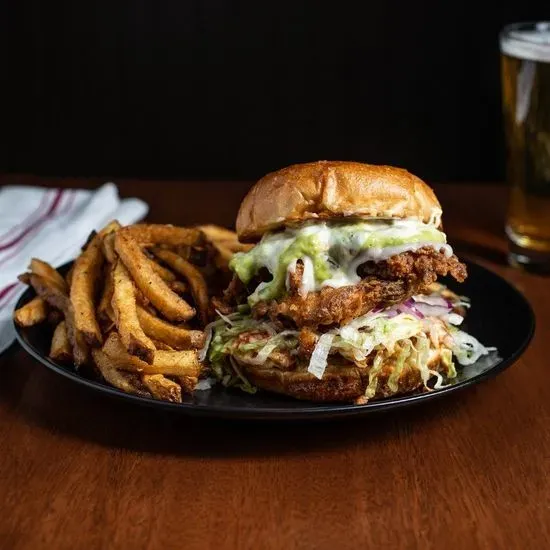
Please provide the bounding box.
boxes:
[500,22,550,268]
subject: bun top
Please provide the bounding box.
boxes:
[236,161,443,242]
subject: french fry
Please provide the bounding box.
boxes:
[92,349,150,397]
[29,273,89,366]
[169,280,187,295]
[211,242,234,269]
[198,224,239,242]
[99,220,122,236]
[17,273,30,286]
[141,374,182,403]
[14,296,48,327]
[49,321,72,362]
[151,340,175,351]
[147,258,176,282]
[97,265,115,326]
[70,237,106,347]
[65,264,74,287]
[198,224,252,253]
[134,287,153,308]
[121,224,201,247]
[70,221,121,347]
[16,218,221,403]
[102,232,118,264]
[136,306,205,350]
[30,258,67,294]
[115,231,195,322]
[138,349,201,376]
[152,248,209,326]
[178,375,199,394]
[102,332,202,377]
[225,242,253,253]
[112,260,156,364]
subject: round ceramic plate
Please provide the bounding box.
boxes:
[13,260,534,420]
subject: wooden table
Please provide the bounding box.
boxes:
[1,175,548,550]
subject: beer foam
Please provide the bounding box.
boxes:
[500,22,550,62]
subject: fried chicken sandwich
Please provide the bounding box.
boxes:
[204,161,494,403]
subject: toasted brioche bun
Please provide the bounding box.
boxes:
[236,348,450,403]
[236,161,442,242]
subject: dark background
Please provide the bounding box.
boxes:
[2,2,547,182]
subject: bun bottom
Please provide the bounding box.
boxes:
[236,351,450,403]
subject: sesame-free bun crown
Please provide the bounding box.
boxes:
[236,161,443,242]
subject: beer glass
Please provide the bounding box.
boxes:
[500,22,550,271]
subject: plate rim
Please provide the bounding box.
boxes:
[12,259,536,419]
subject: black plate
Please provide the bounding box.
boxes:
[13,260,534,420]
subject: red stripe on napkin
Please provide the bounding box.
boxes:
[0,189,64,253]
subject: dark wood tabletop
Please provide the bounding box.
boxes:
[0,175,548,550]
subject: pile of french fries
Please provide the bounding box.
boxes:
[14,221,250,403]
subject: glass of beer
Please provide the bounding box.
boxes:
[500,22,550,271]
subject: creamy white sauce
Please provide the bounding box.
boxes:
[231,218,452,300]
[283,220,450,292]
[319,242,452,289]
[299,256,316,296]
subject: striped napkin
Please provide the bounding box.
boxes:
[0,182,148,354]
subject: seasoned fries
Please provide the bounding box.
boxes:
[169,280,188,295]
[121,224,201,247]
[136,306,205,349]
[30,258,68,293]
[141,374,182,403]
[27,273,89,366]
[147,258,176,282]
[14,218,231,403]
[102,232,118,264]
[65,264,74,286]
[13,296,47,327]
[112,260,156,364]
[97,266,115,327]
[70,236,105,347]
[92,349,150,397]
[152,248,209,325]
[197,224,252,269]
[102,332,201,377]
[115,229,196,322]
[71,221,121,347]
[198,224,240,242]
[49,321,72,362]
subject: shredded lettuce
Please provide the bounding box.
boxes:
[204,285,497,400]
[207,311,299,392]
[331,313,423,362]
[364,351,385,399]
[387,340,412,393]
[448,327,496,366]
[413,333,432,386]
[307,333,335,379]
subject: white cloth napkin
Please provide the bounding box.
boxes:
[0,182,149,354]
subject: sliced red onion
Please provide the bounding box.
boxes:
[397,302,425,319]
